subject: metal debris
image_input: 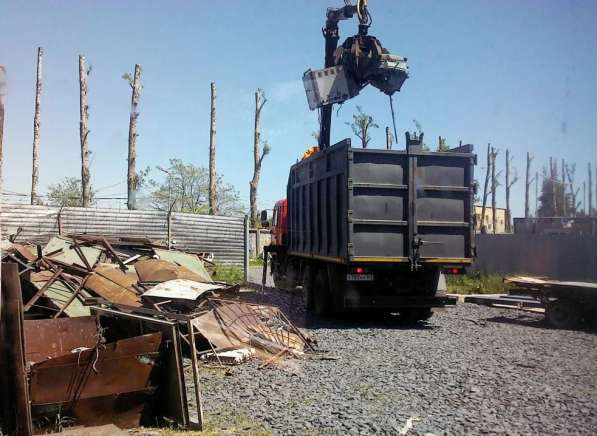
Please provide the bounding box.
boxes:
[1,232,322,434]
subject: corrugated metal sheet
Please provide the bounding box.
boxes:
[1,204,246,264]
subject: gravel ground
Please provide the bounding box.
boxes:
[194,283,597,435]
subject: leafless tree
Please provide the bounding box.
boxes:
[79,55,92,207]
[561,158,567,216]
[385,126,393,150]
[524,152,534,218]
[490,147,501,234]
[535,170,538,216]
[565,163,580,215]
[250,89,270,228]
[589,162,593,216]
[549,157,557,215]
[209,82,217,214]
[347,106,378,148]
[438,136,450,152]
[480,143,491,233]
[31,47,43,205]
[505,149,518,232]
[123,64,141,210]
[0,66,6,203]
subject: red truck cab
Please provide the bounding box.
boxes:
[271,199,288,246]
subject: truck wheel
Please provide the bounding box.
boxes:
[400,308,433,323]
[313,269,331,315]
[302,265,315,311]
[546,300,580,329]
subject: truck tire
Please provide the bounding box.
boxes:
[313,269,332,315]
[546,300,580,329]
[302,264,315,311]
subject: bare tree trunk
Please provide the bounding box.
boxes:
[583,181,586,214]
[535,171,538,216]
[208,82,217,215]
[79,55,92,207]
[524,152,532,218]
[250,89,268,228]
[0,66,5,205]
[565,164,579,216]
[589,163,593,216]
[127,64,141,210]
[385,126,392,150]
[491,147,498,234]
[480,143,491,233]
[549,157,557,216]
[505,149,511,232]
[561,158,567,217]
[31,47,43,205]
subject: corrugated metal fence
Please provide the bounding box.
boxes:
[473,233,597,281]
[0,204,248,265]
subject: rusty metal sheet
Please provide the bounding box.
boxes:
[153,249,213,283]
[191,299,311,356]
[24,316,98,365]
[84,264,141,307]
[11,242,37,262]
[29,271,90,317]
[135,259,209,283]
[43,236,103,269]
[34,391,154,432]
[29,332,162,405]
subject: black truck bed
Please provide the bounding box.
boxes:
[286,139,476,265]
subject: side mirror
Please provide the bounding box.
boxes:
[260,210,269,228]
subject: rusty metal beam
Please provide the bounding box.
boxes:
[0,262,33,436]
[23,267,63,312]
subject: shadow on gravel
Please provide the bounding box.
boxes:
[240,288,437,331]
[302,312,438,331]
[484,314,597,333]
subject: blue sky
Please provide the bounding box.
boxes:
[2,0,596,217]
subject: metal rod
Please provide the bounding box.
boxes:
[186,320,204,429]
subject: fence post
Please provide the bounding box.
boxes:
[167,209,173,250]
[243,215,249,283]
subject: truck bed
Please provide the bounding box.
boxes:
[286,139,476,265]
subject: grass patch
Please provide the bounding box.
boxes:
[446,271,513,295]
[249,258,264,266]
[136,408,270,435]
[209,264,244,284]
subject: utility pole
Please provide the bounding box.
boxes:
[31,47,43,205]
[79,55,92,207]
[125,64,141,210]
[208,82,217,215]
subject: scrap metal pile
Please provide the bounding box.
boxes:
[0,234,318,435]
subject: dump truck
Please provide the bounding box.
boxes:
[261,1,476,320]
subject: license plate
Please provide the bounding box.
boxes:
[346,273,374,282]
